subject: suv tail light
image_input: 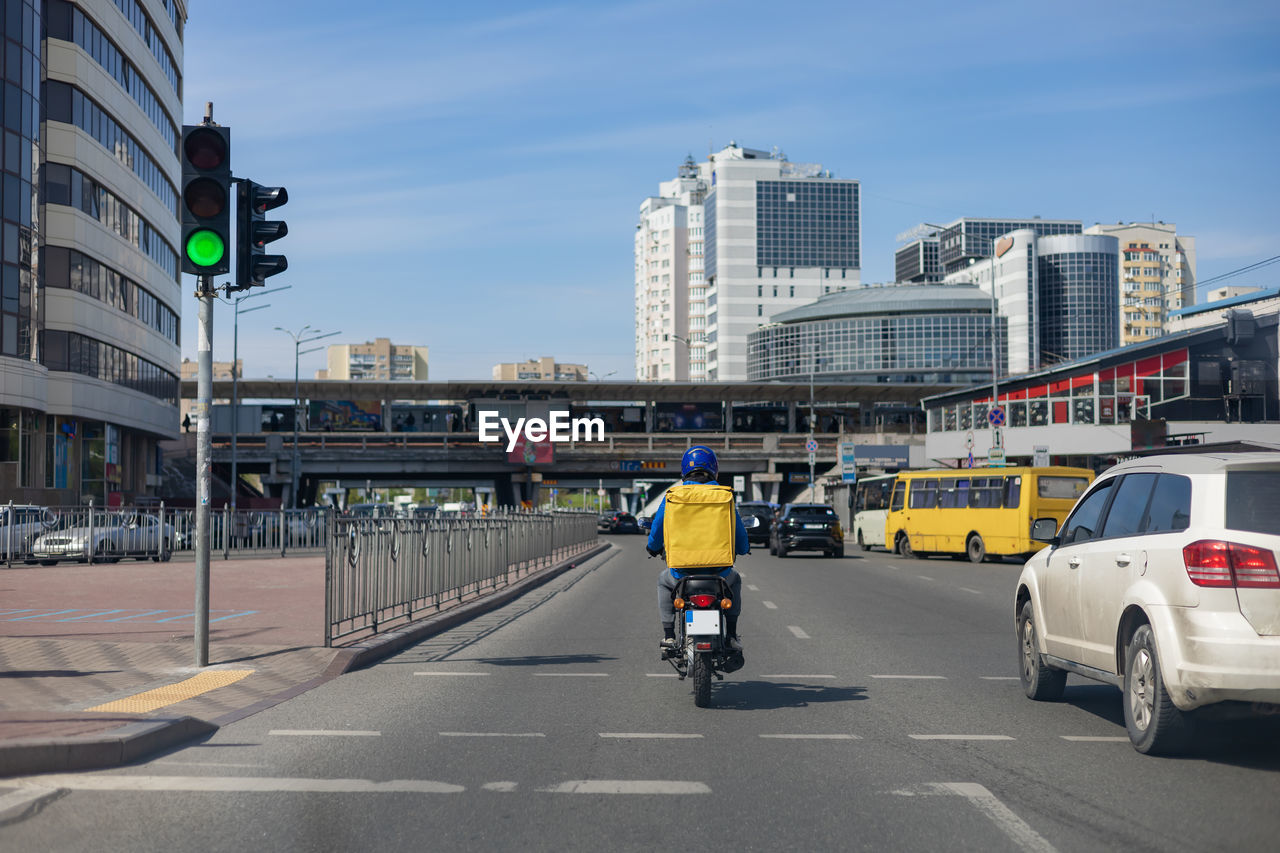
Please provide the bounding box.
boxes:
[1183,540,1280,589]
[689,594,717,608]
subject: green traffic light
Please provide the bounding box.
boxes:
[185,229,225,268]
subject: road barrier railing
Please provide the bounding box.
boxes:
[325,509,598,646]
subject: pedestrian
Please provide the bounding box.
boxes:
[182,413,191,433]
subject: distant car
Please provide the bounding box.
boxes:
[737,501,776,547]
[346,503,394,518]
[0,504,58,562]
[30,512,178,564]
[610,512,639,535]
[770,503,844,558]
[597,514,615,533]
[1016,452,1280,754]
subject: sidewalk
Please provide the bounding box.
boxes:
[0,544,608,776]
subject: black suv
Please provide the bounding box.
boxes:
[770,504,844,558]
[737,501,776,547]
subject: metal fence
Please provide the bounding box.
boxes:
[325,510,599,645]
[1,501,332,566]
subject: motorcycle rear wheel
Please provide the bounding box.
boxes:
[691,653,712,707]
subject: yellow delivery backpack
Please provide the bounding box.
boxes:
[662,483,737,570]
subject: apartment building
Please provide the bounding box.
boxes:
[320,338,428,381]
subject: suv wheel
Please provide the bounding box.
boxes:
[966,534,986,564]
[1124,624,1192,755]
[1018,600,1066,701]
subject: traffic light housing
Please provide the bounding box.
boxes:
[236,180,288,288]
[181,125,232,275]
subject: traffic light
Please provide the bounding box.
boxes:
[180,125,232,275]
[236,180,289,288]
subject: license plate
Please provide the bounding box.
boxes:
[804,523,826,529]
[685,609,721,636]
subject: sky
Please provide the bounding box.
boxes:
[179,0,1280,382]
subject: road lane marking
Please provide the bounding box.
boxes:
[787,626,810,639]
[87,670,255,713]
[759,734,860,740]
[4,609,80,622]
[55,609,127,621]
[1060,736,1129,742]
[0,787,59,820]
[483,782,518,792]
[935,782,1057,853]
[759,674,835,679]
[599,733,703,739]
[8,775,462,793]
[415,671,490,676]
[439,732,545,738]
[532,672,608,677]
[980,677,1020,681]
[538,780,710,794]
[269,730,380,737]
[645,673,678,677]
[871,675,946,679]
[909,735,1013,741]
[103,610,169,622]
[761,600,778,609]
[747,585,760,591]
[960,587,984,595]
[917,576,934,582]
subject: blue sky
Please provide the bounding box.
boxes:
[180,0,1280,381]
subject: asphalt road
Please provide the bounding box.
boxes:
[3,535,1279,852]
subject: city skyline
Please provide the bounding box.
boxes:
[181,0,1280,381]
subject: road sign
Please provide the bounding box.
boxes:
[988,406,1006,427]
[597,488,606,496]
[1033,446,1050,467]
[839,442,858,482]
[966,451,975,469]
[805,438,818,453]
[988,447,1006,465]
[732,475,745,493]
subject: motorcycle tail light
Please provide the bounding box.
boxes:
[689,594,716,608]
[720,598,732,609]
[695,642,712,650]
[673,597,685,610]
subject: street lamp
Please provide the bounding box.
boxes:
[275,325,341,508]
[589,370,617,382]
[229,285,290,514]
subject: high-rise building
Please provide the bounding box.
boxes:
[492,357,587,381]
[636,144,860,382]
[895,218,1082,282]
[320,338,428,381]
[1083,222,1196,344]
[949,230,1119,374]
[1,1,185,505]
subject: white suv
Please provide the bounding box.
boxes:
[1015,452,1280,754]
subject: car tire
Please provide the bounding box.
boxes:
[768,537,777,556]
[967,534,986,564]
[776,541,787,558]
[834,544,844,558]
[1124,623,1192,755]
[1018,600,1066,701]
[858,531,870,552]
[897,534,913,559]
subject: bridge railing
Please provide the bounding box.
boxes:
[325,510,598,646]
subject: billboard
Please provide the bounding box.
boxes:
[507,435,554,465]
[308,400,382,431]
[852,444,910,469]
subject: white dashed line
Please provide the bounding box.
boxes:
[871,675,946,680]
[759,734,860,740]
[980,676,1020,681]
[6,775,461,793]
[909,734,1014,741]
[269,730,381,737]
[917,576,935,581]
[645,673,678,678]
[787,626,810,639]
[415,671,491,676]
[934,783,1057,852]
[599,733,703,739]
[532,672,609,677]
[761,601,778,609]
[538,780,710,795]
[759,674,836,679]
[747,584,760,591]
[960,587,984,595]
[482,781,518,792]
[1060,736,1129,742]
[439,732,546,738]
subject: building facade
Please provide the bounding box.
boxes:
[1,0,185,506]
[746,285,1003,385]
[320,338,428,381]
[492,357,587,382]
[1084,222,1196,343]
[178,358,237,425]
[947,230,1119,375]
[895,218,1082,282]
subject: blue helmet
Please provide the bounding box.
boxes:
[681,445,719,479]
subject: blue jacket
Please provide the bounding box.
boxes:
[647,479,750,577]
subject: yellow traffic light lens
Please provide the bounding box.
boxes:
[186,229,225,267]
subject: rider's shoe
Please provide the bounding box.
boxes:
[659,638,678,658]
[726,635,744,652]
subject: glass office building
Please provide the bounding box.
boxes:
[1037,234,1120,364]
[747,285,1004,384]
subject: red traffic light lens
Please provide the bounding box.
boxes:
[184,127,227,170]
[184,177,227,218]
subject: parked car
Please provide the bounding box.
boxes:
[1015,452,1280,754]
[609,512,640,535]
[770,503,844,558]
[30,512,179,564]
[737,501,777,547]
[0,504,58,562]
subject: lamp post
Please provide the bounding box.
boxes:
[589,370,617,382]
[230,285,290,514]
[275,325,341,508]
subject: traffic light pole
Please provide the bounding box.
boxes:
[194,274,215,667]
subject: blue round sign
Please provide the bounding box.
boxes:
[988,407,1006,427]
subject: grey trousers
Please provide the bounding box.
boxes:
[658,567,742,626]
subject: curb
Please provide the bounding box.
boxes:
[0,541,613,777]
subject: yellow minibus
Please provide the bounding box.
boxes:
[885,466,1093,562]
